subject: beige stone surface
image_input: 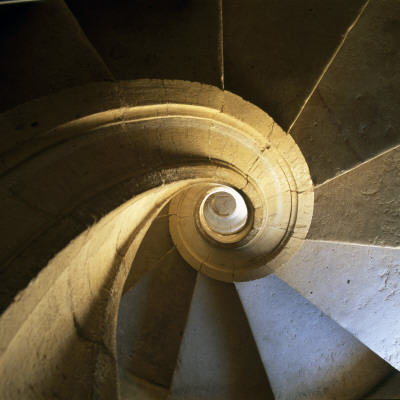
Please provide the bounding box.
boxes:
[236,275,392,399]
[223,0,367,130]
[276,240,400,370]
[117,240,196,389]
[1,1,399,395]
[168,273,274,400]
[290,0,400,184]
[308,145,400,246]
[0,182,188,399]
[0,80,313,398]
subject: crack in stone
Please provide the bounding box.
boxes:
[287,0,371,134]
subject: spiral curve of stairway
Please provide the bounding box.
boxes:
[0,0,399,399]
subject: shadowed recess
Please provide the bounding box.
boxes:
[65,0,221,87]
[223,0,366,130]
[123,203,175,294]
[0,0,112,112]
[117,231,197,388]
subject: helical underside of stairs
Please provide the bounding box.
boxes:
[0,1,399,399]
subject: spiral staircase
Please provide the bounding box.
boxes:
[0,0,399,399]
